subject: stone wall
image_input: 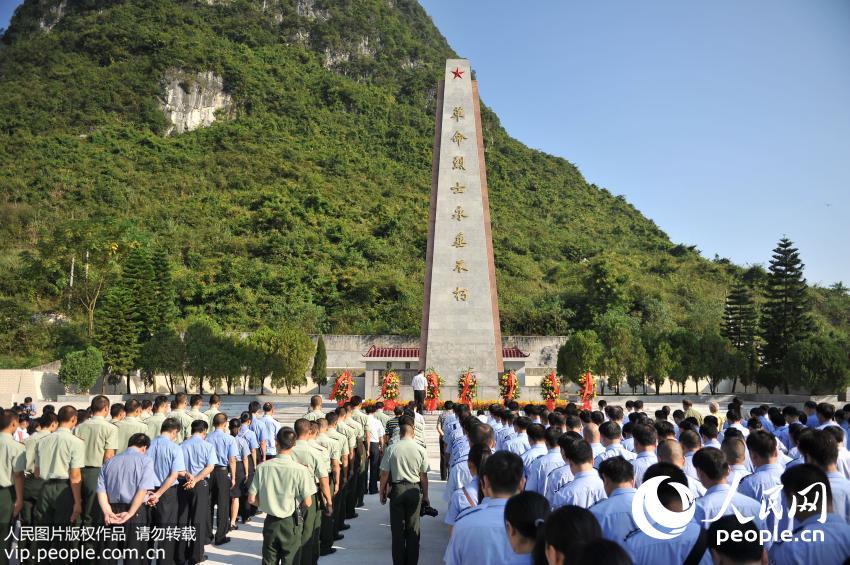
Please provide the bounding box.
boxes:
[16,334,847,401]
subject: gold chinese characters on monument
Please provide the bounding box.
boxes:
[449,102,470,302]
[452,206,467,222]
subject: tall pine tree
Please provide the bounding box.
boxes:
[722,280,758,392]
[120,246,157,341]
[311,335,328,391]
[95,287,141,394]
[150,247,177,330]
[759,237,813,393]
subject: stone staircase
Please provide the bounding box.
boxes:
[217,399,443,461]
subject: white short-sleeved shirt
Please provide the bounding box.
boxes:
[368,415,385,444]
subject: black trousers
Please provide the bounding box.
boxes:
[368,443,381,494]
[210,467,231,544]
[320,475,336,552]
[177,478,209,565]
[108,502,148,565]
[152,485,180,565]
[413,390,425,415]
[438,438,448,480]
[346,454,359,518]
[239,457,255,522]
[355,441,367,508]
[334,474,348,532]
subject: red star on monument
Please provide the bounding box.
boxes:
[451,67,464,79]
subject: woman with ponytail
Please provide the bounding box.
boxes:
[445,443,491,533]
[504,491,551,564]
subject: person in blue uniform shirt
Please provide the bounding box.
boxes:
[206,412,238,546]
[594,421,636,468]
[583,422,606,459]
[797,429,850,521]
[590,456,637,543]
[623,463,713,565]
[446,420,493,504]
[96,433,157,565]
[237,411,260,521]
[248,401,270,463]
[544,432,579,505]
[228,418,251,531]
[261,403,282,458]
[768,463,850,565]
[525,427,563,495]
[146,417,188,565]
[803,400,819,428]
[691,447,766,540]
[631,424,658,487]
[519,424,547,478]
[550,438,606,509]
[504,417,531,456]
[179,419,216,565]
[444,451,527,565]
[738,430,784,531]
[496,412,516,452]
[722,436,752,487]
[445,444,490,532]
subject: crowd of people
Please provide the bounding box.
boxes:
[3,393,850,564]
[0,392,392,565]
[436,398,850,565]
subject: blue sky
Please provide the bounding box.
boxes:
[3,1,849,285]
[418,0,850,287]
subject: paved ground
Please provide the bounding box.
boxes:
[204,460,448,565]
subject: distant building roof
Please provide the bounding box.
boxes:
[363,346,420,359]
[502,346,530,359]
[362,345,529,360]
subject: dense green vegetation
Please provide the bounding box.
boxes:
[1,0,848,391]
[558,238,849,394]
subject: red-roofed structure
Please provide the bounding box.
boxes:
[362,345,528,360]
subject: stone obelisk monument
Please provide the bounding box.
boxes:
[420,59,503,395]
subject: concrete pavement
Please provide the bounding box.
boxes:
[204,463,449,565]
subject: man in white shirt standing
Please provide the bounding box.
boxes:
[411,371,427,415]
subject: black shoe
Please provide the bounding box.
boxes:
[346,513,358,519]
[334,534,344,541]
[229,523,238,531]
[320,548,337,556]
[242,515,251,524]
[214,537,231,546]
[340,524,351,530]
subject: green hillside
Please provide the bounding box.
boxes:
[1,0,847,371]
